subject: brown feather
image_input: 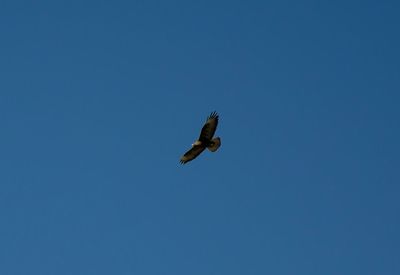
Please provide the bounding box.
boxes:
[199,111,219,142]
[180,145,206,164]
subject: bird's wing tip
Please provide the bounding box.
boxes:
[208,111,219,120]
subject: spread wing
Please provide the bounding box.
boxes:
[180,145,206,164]
[199,111,219,142]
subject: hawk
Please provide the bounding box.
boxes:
[180,111,221,164]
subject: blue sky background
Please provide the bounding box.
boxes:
[1,1,399,274]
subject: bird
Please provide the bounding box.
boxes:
[180,111,221,164]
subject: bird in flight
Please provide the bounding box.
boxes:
[180,111,221,164]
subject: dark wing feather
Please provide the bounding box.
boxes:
[180,145,206,164]
[199,111,219,141]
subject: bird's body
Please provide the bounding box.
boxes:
[180,111,221,164]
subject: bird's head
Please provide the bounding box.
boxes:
[192,140,202,146]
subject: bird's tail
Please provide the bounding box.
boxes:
[207,137,221,152]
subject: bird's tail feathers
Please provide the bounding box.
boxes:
[207,137,221,152]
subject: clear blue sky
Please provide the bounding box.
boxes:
[1,1,399,274]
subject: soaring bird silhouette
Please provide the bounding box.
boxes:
[180,111,221,164]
